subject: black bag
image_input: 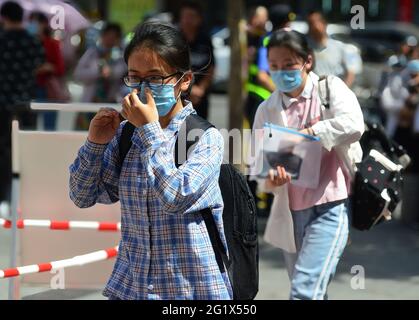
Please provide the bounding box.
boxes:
[119,114,259,300]
[318,76,409,231]
[351,122,408,230]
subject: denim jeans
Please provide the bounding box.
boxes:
[284,199,349,300]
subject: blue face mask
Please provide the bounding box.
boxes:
[137,74,184,117]
[26,22,39,36]
[270,63,306,93]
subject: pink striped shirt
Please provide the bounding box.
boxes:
[282,75,351,211]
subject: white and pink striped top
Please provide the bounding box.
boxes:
[282,75,351,211]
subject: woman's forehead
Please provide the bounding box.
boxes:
[127,47,175,75]
[268,46,302,62]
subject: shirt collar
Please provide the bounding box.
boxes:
[307,36,329,51]
[281,73,314,109]
[164,100,196,136]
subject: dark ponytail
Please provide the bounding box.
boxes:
[124,22,191,74]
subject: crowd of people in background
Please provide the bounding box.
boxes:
[0,1,46,216]
[73,22,126,129]
[381,42,419,174]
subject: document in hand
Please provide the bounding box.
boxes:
[258,123,323,189]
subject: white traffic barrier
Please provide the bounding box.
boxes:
[0,246,119,279]
[0,218,121,231]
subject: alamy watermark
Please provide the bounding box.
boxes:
[50,268,65,290]
[49,5,65,31]
[175,126,264,177]
[350,5,366,30]
[350,265,366,290]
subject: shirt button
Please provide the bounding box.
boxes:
[142,190,147,195]
[148,284,154,291]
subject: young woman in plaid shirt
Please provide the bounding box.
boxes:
[69,22,231,300]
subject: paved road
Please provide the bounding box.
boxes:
[1,216,418,300]
[1,94,418,300]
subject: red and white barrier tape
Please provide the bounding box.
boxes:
[0,246,119,279]
[0,218,121,231]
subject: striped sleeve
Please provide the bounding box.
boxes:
[69,124,123,208]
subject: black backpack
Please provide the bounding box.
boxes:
[318,76,409,230]
[118,114,259,300]
[352,122,409,230]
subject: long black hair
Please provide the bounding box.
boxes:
[124,22,191,74]
[267,29,314,70]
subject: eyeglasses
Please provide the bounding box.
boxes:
[123,72,182,88]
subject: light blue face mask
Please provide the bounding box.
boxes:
[138,76,183,117]
[137,74,185,117]
[26,22,39,36]
[270,63,306,93]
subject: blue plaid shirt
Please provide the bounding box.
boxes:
[69,103,232,300]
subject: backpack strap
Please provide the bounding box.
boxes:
[119,121,136,166]
[173,114,231,274]
[118,113,214,167]
[174,113,214,168]
[201,207,230,273]
[318,75,330,109]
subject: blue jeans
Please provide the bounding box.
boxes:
[284,199,349,300]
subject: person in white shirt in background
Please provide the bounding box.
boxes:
[307,10,362,88]
[380,55,411,138]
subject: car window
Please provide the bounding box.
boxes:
[350,30,406,63]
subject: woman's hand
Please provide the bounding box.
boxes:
[121,88,159,127]
[101,65,112,78]
[87,108,120,145]
[266,166,291,188]
[300,127,315,136]
[37,62,55,74]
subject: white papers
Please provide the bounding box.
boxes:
[258,123,323,189]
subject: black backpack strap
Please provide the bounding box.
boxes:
[318,75,330,109]
[118,121,136,166]
[118,114,214,167]
[174,113,214,168]
[174,114,230,274]
[201,207,231,273]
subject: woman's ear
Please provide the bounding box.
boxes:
[180,72,193,93]
[305,54,314,72]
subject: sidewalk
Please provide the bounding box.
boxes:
[1,216,418,300]
[257,217,419,300]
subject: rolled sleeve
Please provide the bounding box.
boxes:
[69,124,123,208]
[132,121,166,153]
[312,76,364,151]
[81,140,108,161]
